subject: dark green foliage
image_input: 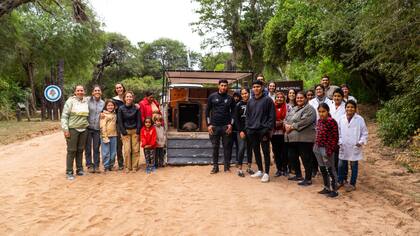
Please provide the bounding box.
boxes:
[377,77,420,146]
[258,0,420,146]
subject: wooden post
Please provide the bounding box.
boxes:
[16,105,22,122]
[58,59,64,119]
[51,66,58,121]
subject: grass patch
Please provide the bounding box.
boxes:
[0,119,60,145]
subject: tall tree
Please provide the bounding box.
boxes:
[139,38,199,78]
[192,0,276,72]
[0,0,88,22]
[92,32,131,86]
[0,2,103,110]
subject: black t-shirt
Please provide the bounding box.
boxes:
[234,100,247,132]
[205,92,235,127]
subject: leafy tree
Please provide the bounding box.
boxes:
[92,32,132,86]
[120,76,162,102]
[139,38,199,78]
[0,3,103,111]
[200,52,232,70]
[0,0,88,22]
[192,0,276,72]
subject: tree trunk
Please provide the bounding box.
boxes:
[57,59,64,116]
[23,62,37,114]
[92,65,104,87]
[0,0,88,22]
[0,0,32,18]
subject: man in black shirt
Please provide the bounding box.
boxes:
[206,79,235,173]
[246,80,275,183]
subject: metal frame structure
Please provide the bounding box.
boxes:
[162,70,254,165]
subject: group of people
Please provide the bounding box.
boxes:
[61,74,368,198]
[206,74,368,198]
[61,83,166,180]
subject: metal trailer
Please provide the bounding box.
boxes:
[162,70,253,165]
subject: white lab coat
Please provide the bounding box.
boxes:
[344,95,357,104]
[329,101,346,121]
[309,97,333,120]
[338,114,368,161]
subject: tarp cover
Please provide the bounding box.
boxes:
[165,71,252,84]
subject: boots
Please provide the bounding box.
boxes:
[327,167,339,198]
[319,166,330,191]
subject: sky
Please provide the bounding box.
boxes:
[88,0,228,53]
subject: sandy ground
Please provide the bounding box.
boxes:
[0,126,419,235]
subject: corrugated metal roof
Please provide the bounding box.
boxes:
[165,70,252,84]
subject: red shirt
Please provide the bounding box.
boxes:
[141,126,157,149]
[275,102,287,131]
[138,98,161,123]
[315,117,338,156]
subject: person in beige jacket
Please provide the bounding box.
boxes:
[100,99,118,172]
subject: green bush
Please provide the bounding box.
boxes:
[377,93,420,147]
[0,77,26,120]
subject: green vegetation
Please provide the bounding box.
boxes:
[194,0,419,146]
[0,0,418,146]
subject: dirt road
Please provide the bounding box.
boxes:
[0,130,419,235]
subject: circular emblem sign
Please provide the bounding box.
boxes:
[44,85,62,102]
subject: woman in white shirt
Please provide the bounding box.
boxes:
[329,88,346,173]
[330,88,346,122]
[341,84,357,103]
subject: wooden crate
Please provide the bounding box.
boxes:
[169,88,188,108]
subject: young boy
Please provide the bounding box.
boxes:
[154,115,166,168]
[337,100,368,192]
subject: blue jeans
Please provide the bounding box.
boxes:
[237,132,252,166]
[85,128,101,168]
[338,160,358,186]
[101,137,117,169]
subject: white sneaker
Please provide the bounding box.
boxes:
[251,170,263,178]
[261,173,270,183]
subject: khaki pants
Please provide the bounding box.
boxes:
[121,129,140,171]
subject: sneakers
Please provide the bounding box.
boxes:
[288,175,303,181]
[246,168,255,175]
[210,167,219,174]
[118,166,124,171]
[261,173,270,183]
[88,167,95,173]
[237,170,245,177]
[327,191,339,198]
[274,170,282,177]
[345,184,356,192]
[318,188,331,195]
[298,180,312,186]
[66,173,75,180]
[251,171,263,178]
[76,170,84,176]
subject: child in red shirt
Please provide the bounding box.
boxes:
[141,117,157,173]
